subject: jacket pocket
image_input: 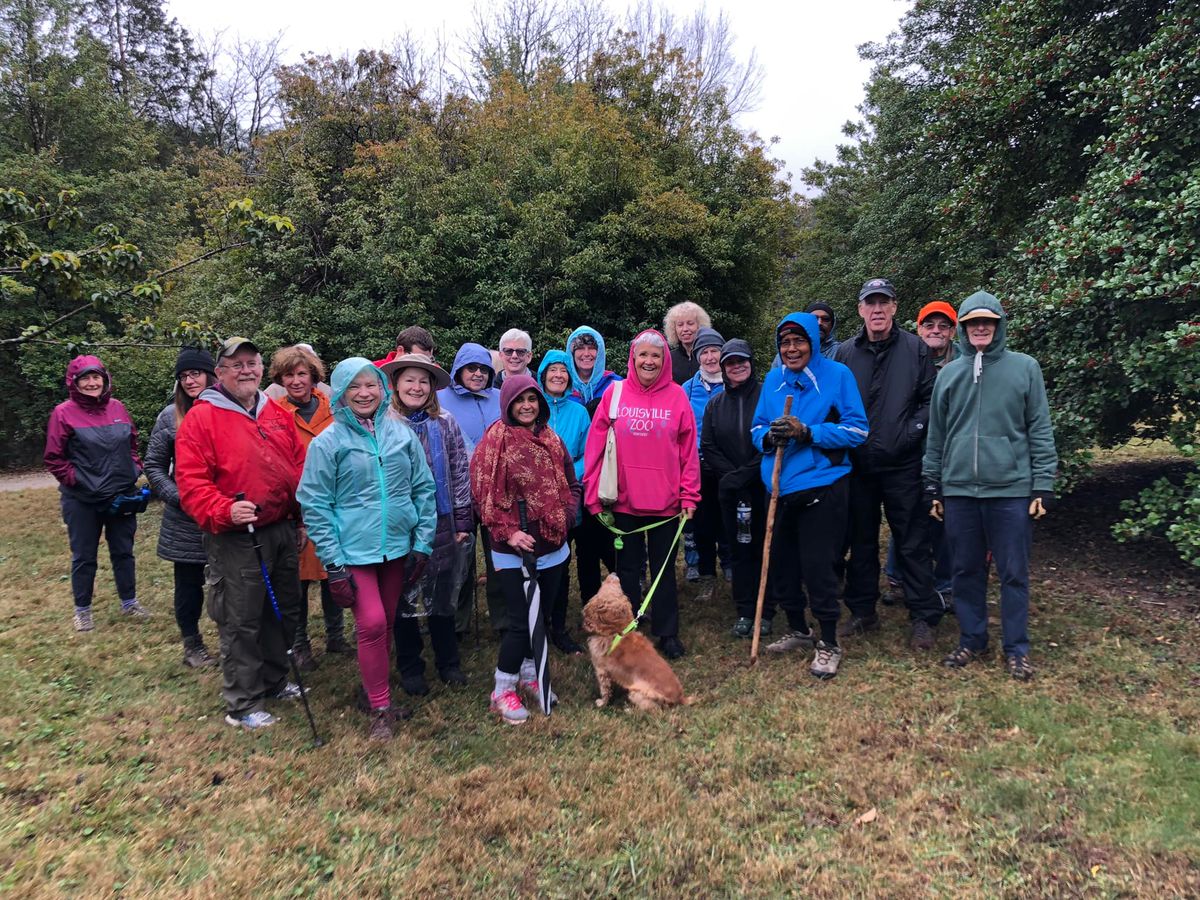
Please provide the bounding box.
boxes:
[976,436,1019,485]
[622,463,674,514]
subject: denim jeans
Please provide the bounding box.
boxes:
[943,497,1032,656]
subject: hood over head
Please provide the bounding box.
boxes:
[565,326,609,399]
[537,349,573,397]
[448,342,496,393]
[956,291,1007,356]
[66,355,112,406]
[626,328,673,390]
[775,312,823,357]
[498,373,551,427]
[330,356,391,423]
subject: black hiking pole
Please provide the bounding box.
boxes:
[235,493,324,747]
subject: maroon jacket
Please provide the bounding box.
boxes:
[44,356,142,504]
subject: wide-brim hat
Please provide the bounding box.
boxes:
[379,353,451,391]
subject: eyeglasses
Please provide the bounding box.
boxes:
[920,320,954,331]
[179,370,208,381]
[500,348,530,357]
[218,361,262,372]
[462,363,489,373]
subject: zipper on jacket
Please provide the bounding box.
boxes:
[347,410,391,561]
[972,366,984,491]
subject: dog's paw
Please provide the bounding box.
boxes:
[594,698,607,708]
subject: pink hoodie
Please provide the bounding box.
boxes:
[583,329,701,516]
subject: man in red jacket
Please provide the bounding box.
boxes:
[176,337,306,730]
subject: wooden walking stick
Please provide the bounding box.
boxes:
[750,395,793,666]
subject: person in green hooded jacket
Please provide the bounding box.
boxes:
[298,358,437,740]
[922,291,1057,681]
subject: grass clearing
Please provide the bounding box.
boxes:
[2,462,1199,896]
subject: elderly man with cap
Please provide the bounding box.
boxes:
[883,300,962,606]
[924,291,1056,680]
[175,337,307,730]
[834,278,943,651]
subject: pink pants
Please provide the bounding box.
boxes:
[349,558,406,709]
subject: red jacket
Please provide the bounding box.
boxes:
[176,388,304,534]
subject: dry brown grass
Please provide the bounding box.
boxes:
[2,470,1199,897]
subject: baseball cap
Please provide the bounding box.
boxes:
[858,278,897,302]
[917,301,958,325]
[958,307,1002,323]
[215,336,260,362]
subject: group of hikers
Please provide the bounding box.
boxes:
[43,279,1057,738]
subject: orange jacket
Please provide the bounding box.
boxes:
[272,392,335,580]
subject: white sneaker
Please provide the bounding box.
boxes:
[765,629,815,653]
[490,689,529,725]
[225,710,277,729]
[810,641,843,679]
[269,682,304,701]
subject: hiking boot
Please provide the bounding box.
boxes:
[121,599,150,618]
[881,578,904,607]
[73,607,94,632]
[225,710,277,730]
[550,628,585,655]
[292,641,319,672]
[269,682,304,701]
[810,641,843,680]
[694,576,716,602]
[837,614,881,638]
[401,673,429,696]
[910,620,935,652]
[760,617,773,637]
[490,689,529,725]
[325,634,354,654]
[765,628,815,654]
[354,685,413,719]
[942,645,988,668]
[439,666,468,687]
[732,617,754,639]
[685,565,700,583]
[658,636,686,660]
[368,707,394,741]
[182,636,217,668]
[1006,654,1034,681]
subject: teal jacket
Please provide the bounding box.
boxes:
[298,358,437,568]
[538,350,590,480]
[923,292,1057,498]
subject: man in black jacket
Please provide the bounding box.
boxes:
[834,278,942,650]
[699,339,766,637]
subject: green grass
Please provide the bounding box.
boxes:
[1,486,1199,896]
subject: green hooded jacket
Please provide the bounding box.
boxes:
[922,291,1057,498]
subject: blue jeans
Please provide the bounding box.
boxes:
[943,497,1032,657]
[885,518,952,595]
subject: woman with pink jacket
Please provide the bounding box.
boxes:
[583,329,700,659]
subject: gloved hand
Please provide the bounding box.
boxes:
[403,551,429,590]
[769,415,812,446]
[326,565,357,608]
[924,481,943,521]
[1029,491,1054,519]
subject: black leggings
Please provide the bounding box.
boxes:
[174,562,205,639]
[495,561,567,675]
[613,512,681,639]
[394,614,460,676]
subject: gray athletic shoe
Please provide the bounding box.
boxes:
[269,682,304,701]
[73,607,94,632]
[765,628,815,653]
[810,641,843,679]
[121,599,150,618]
[225,710,277,730]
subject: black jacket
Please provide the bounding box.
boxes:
[834,327,935,472]
[700,374,763,498]
[671,344,698,385]
[144,404,207,565]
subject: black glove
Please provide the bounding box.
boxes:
[402,551,429,590]
[923,481,943,521]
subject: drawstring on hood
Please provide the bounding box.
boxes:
[956,291,1008,384]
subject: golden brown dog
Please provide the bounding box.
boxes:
[581,574,693,710]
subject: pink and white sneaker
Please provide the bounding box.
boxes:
[489,689,529,725]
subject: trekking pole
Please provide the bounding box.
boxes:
[235,493,324,747]
[750,395,792,666]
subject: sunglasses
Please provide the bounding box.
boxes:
[500,348,530,357]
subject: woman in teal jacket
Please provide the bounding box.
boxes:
[298,358,437,741]
[539,349,590,653]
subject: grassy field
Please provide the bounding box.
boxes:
[2,462,1199,897]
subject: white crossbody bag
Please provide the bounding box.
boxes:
[597,381,624,506]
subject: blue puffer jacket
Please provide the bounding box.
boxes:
[436,343,501,456]
[751,313,870,496]
[298,358,437,568]
[538,350,590,480]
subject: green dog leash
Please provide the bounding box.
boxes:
[595,511,688,653]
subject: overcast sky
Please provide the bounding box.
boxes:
[166,0,910,192]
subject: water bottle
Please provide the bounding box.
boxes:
[736,501,751,544]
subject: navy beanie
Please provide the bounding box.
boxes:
[175,347,216,380]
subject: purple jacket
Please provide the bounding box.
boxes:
[44,356,142,504]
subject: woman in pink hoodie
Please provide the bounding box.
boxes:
[583,329,700,659]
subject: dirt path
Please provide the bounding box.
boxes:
[0,469,56,492]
